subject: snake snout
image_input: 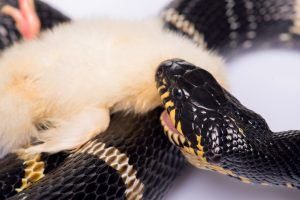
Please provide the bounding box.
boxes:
[156,59,196,82]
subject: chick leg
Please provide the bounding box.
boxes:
[1,0,41,39]
[23,107,110,155]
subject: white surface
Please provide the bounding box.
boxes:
[43,1,300,199]
[44,0,169,19]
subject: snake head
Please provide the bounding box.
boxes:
[156,59,269,165]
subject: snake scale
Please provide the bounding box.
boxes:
[0,0,300,199]
[160,0,300,188]
[0,2,184,200]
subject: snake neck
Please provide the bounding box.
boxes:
[216,129,300,188]
[202,93,300,188]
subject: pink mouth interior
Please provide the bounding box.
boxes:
[161,110,182,135]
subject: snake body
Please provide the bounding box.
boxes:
[163,0,300,56]
[8,109,184,200]
[159,0,300,189]
[0,1,184,200]
[1,0,300,199]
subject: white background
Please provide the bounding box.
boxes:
[43,0,300,199]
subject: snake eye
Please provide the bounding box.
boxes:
[172,88,183,100]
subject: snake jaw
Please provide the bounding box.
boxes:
[160,110,187,147]
[156,59,234,164]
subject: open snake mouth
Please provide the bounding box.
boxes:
[160,110,186,147]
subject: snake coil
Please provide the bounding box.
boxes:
[1,0,300,199]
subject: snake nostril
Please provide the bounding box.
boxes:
[156,65,164,79]
[157,60,174,78]
[157,59,196,80]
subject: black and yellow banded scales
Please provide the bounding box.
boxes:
[0,1,184,199]
[2,109,183,200]
[156,58,300,189]
[158,0,300,190]
[2,0,300,199]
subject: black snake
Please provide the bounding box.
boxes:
[1,0,300,199]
